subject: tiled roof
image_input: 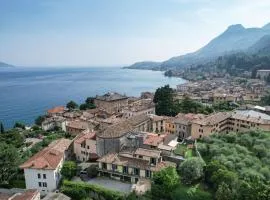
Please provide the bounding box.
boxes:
[193,112,231,126]
[74,131,96,144]
[97,152,174,171]
[135,148,161,158]
[0,189,39,200]
[20,139,71,170]
[232,110,270,124]
[143,135,163,147]
[66,120,89,130]
[95,92,128,101]
[98,114,150,138]
[12,189,39,200]
[47,106,65,114]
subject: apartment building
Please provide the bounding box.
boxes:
[97,148,175,183]
[20,139,72,195]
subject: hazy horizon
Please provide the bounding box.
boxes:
[1,0,270,67]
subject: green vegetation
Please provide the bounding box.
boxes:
[80,97,96,110]
[0,142,20,184]
[171,184,212,200]
[61,180,125,200]
[174,144,193,158]
[154,85,214,116]
[212,102,238,111]
[61,161,77,180]
[0,126,68,188]
[151,166,180,199]
[14,121,26,129]
[35,115,46,125]
[197,131,270,200]
[0,122,4,133]
[153,85,176,116]
[179,157,205,185]
[67,100,79,110]
[86,164,99,178]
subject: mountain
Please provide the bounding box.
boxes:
[248,34,270,55]
[126,23,270,70]
[123,61,161,70]
[0,61,14,68]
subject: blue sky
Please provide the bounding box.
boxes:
[0,0,270,66]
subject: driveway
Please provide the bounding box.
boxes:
[87,177,132,193]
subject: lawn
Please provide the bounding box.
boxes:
[174,144,187,156]
[174,144,193,158]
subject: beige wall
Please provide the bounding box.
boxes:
[94,99,128,114]
[74,139,96,162]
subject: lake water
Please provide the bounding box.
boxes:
[0,67,185,128]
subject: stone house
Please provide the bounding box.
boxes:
[94,92,128,114]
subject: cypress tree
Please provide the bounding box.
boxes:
[0,122,4,133]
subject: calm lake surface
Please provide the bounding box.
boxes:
[0,67,186,128]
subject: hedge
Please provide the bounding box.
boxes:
[61,180,125,200]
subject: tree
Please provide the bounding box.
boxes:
[152,166,180,199]
[14,122,26,129]
[179,157,205,185]
[66,101,78,110]
[0,142,20,184]
[153,85,176,116]
[85,97,95,105]
[61,161,77,180]
[86,164,98,178]
[215,182,237,200]
[0,122,4,133]
[35,115,45,126]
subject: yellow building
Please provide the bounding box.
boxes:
[165,118,176,134]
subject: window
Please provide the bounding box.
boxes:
[43,174,46,179]
[38,182,42,187]
[134,168,140,176]
[87,145,89,149]
[43,182,47,187]
[139,155,143,159]
[38,173,41,179]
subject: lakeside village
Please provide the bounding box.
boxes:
[2,71,270,200]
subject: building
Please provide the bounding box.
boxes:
[97,148,175,183]
[257,69,270,80]
[96,114,151,156]
[149,114,167,133]
[41,116,66,131]
[94,92,128,114]
[66,120,91,136]
[191,112,231,139]
[191,110,270,139]
[47,106,66,117]
[165,118,176,134]
[74,131,98,162]
[229,110,270,132]
[20,139,72,195]
[0,189,40,200]
[122,99,155,119]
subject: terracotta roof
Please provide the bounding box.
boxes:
[20,139,71,170]
[12,189,39,200]
[66,121,89,130]
[74,131,96,144]
[193,112,231,126]
[47,106,65,114]
[135,148,161,158]
[143,135,164,147]
[98,114,150,138]
[97,152,174,171]
[232,110,270,124]
[0,189,39,200]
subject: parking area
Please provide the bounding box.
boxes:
[87,177,132,193]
